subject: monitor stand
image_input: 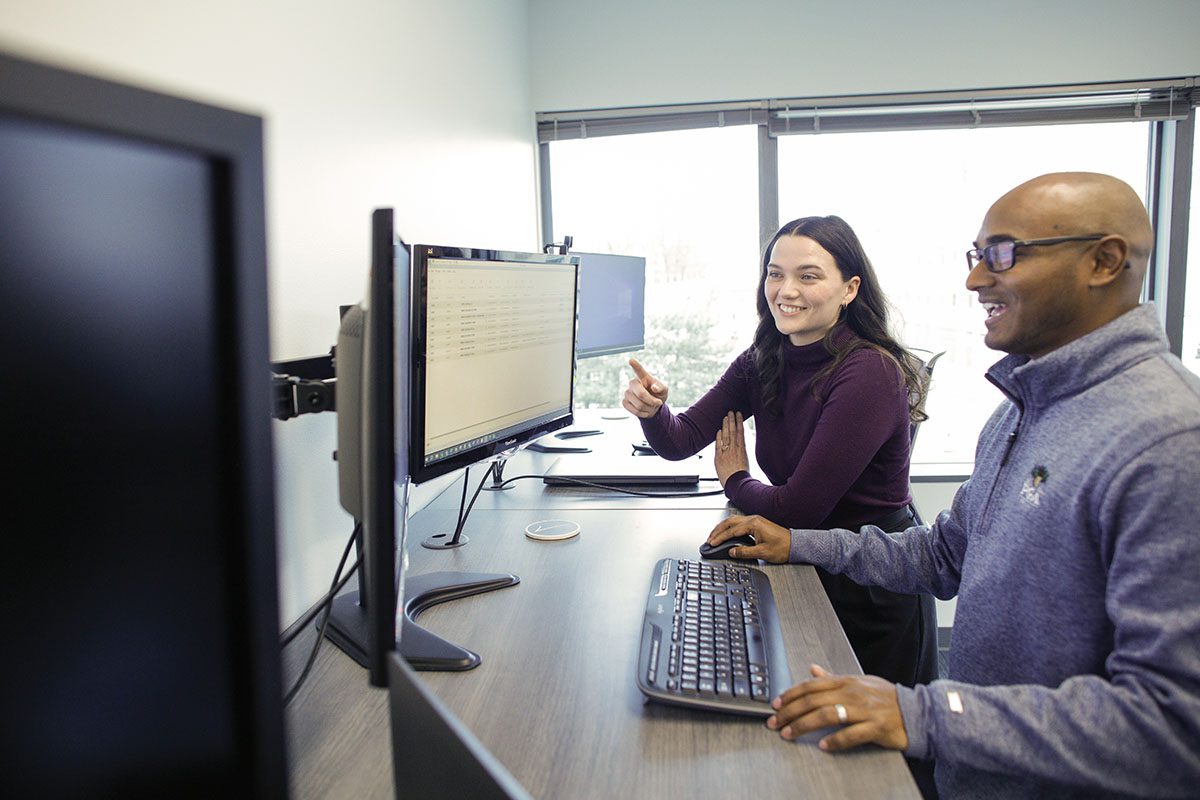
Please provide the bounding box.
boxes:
[324,570,519,671]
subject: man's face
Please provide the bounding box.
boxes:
[967,196,1100,358]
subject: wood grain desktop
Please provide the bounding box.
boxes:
[284,499,920,799]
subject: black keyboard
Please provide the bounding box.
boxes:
[636,558,792,716]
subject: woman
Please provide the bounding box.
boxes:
[622,215,938,690]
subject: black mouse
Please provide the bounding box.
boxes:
[698,534,756,560]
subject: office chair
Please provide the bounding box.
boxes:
[907,350,945,527]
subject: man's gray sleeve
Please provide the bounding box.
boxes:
[787,481,971,601]
[898,437,1200,796]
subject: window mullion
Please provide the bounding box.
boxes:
[757,124,779,257]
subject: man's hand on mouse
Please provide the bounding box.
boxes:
[622,359,668,418]
[707,514,790,563]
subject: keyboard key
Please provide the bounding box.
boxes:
[745,626,766,666]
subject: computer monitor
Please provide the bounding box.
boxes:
[326,209,405,687]
[1,51,286,797]
[388,653,531,799]
[326,220,552,681]
[574,251,647,359]
[409,244,580,483]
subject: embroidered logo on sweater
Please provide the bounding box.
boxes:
[1019,465,1049,507]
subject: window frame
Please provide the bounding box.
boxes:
[537,78,1197,356]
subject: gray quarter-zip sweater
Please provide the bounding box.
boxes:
[787,304,1200,798]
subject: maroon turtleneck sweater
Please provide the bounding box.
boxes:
[640,333,913,529]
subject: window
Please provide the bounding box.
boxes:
[777,123,1150,462]
[540,83,1194,465]
[1183,129,1200,377]
[548,126,759,408]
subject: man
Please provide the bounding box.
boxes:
[708,172,1200,798]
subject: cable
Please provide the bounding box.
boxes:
[283,522,362,706]
[442,464,717,543]
[283,567,353,707]
[447,461,500,545]
[280,522,360,647]
[491,472,727,499]
[453,464,470,534]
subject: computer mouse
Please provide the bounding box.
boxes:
[698,534,756,560]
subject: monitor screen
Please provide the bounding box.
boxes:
[574,251,646,359]
[410,245,579,483]
[1,52,285,796]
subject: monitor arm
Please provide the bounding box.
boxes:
[271,353,335,420]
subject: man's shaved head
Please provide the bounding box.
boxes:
[986,172,1153,305]
[968,173,1155,358]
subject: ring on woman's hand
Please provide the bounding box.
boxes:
[834,703,848,724]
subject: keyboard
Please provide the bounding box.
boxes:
[636,558,792,716]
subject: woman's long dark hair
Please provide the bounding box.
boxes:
[753,215,927,423]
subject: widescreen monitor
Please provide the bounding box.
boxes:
[1,52,286,796]
[327,218,535,682]
[574,251,646,358]
[409,245,579,483]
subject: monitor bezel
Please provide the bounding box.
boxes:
[408,243,579,484]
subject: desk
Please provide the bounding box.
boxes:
[285,498,921,798]
[425,446,731,513]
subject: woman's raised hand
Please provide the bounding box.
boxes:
[622,358,669,418]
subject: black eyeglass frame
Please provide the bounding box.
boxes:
[965,234,1107,273]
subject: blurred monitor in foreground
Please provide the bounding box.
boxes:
[1,52,286,797]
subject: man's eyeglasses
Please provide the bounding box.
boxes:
[965,234,1106,273]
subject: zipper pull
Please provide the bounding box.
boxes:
[1000,427,1019,467]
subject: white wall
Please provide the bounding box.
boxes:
[529,0,1200,111]
[0,0,539,626]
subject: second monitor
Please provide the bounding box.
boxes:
[409,244,580,484]
[575,251,646,359]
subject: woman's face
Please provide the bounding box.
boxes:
[763,234,860,346]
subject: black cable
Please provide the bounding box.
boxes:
[491,472,727,499]
[280,522,360,647]
[453,460,501,534]
[283,565,355,706]
[449,461,500,544]
[454,464,471,533]
[283,521,362,705]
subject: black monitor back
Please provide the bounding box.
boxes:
[0,53,286,797]
[388,654,530,800]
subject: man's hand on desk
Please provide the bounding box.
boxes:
[707,514,791,563]
[767,665,909,753]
